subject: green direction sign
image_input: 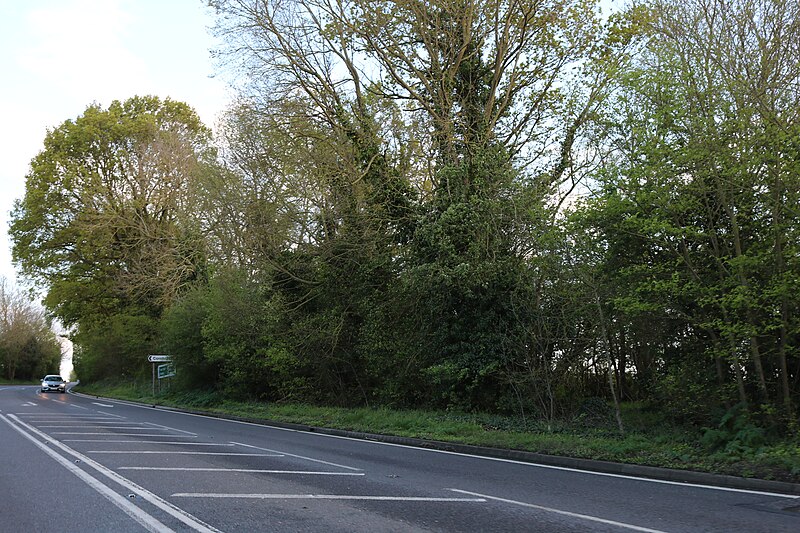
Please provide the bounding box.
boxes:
[157,363,176,379]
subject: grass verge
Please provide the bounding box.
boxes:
[77,381,800,484]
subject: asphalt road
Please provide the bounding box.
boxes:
[1,385,798,532]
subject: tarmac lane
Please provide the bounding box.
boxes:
[1,384,799,532]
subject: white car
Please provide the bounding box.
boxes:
[41,375,67,393]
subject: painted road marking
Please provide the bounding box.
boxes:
[6,415,221,533]
[19,415,121,419]
[52,432,198,437]
[1,414,175,533]
[449,489,667,533]
[88,451,284,456]
[19,420,121,424]
[64,440,234,446]
[143,422,197,436]
[120,467,365,475]
[72,392,800,499]
[41,421,141,424]
[92,402,114,407]
[38,426,161,429]
[172,493,486,502]
[231,441,361,471]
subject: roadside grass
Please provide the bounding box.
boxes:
[77,381,800,484]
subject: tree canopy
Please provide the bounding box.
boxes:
[10,0,799,433]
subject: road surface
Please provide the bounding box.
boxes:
[1,385,798,532]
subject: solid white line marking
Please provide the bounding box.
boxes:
[120,467,365,475]
[92,402,114,407]
[89,451,284,456]
[172,493,485,502]
[449,489,667,533]
[6,415,221,533]
[231,441,361,471]
[97,410,123,418]
[0,414,174,533]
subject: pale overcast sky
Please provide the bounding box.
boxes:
[0,0,230,287]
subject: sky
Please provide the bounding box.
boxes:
[0,0,230,288]
[0,0,230,378]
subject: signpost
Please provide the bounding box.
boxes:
[148,355,173,396]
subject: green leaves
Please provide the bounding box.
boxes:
[11,96,214,326]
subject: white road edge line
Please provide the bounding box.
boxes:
[120,467,365,475]
[172,493,485,502]
[231,441,361,471]
[6,415,221,533]
[71,393,799,499]
[0,413,174,533]
[449,489,667,533]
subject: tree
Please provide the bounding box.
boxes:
[0,277,62,381]
[10,96,215,324]
[583,0,800,424]
[208,0,625,409]
[10,96,216,382]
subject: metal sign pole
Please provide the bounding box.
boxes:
[148,355,172,398]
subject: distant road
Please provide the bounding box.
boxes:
[1,385,798,532]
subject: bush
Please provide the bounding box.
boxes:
[701,403,768,454]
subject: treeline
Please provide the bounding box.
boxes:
[0,277,62,381]
[10,0,800,430]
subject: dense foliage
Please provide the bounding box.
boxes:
[10,0,800,440]
[0,278,62,380]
